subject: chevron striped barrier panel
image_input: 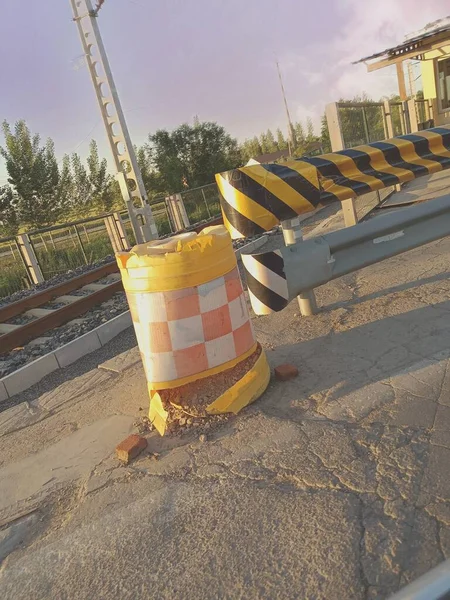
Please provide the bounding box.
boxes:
[241,193,450,314]
[216,125,450,239]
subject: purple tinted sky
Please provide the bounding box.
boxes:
[0,0,449,182]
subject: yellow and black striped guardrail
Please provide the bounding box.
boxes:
[216,126,450,239]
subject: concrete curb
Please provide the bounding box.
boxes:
[0,311,132,402]
[0,237,268,403]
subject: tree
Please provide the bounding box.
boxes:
[135,144,165,198]
[70,152,93,218]
[276,128,288,150]
[0,185,19,237]
[294,122,305,148]
[306,117,315,141]
[337,93,386,147]
[265,129,277,152]
[320,113,331,153]
[0,120,70,229]
[86,140,116,212]
[149,120,241,192]
[240,137,262,162]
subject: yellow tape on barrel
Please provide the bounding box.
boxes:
[116,227,236,292]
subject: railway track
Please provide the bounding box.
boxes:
[0,262,123,355]
[0,215,225,356]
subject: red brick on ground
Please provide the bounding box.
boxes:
[116,434,147,464]
[274,364,299,381]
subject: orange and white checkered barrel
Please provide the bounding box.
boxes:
[116,226,256,389]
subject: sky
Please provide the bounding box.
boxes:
[0,0,449,183]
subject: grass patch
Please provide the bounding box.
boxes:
[0,235,114,299]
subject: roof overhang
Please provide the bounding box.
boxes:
[355,27,450,72]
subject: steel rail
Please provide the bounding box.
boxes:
[0,280,123,355]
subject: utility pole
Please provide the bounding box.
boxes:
[70,0,157,244]
[276,61,296,156]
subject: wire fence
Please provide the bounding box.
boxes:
[337,102,387,148]
[390,102,408,136]
[335,100,406,219]
[415,99,434,130]
[0,182,223,299]
[0,237,29,299]
[333,98,436,221]
[27,218,115,280]
[149,182,222,234]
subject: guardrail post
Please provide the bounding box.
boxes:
[165,194,190,230]
[73,225,88,264]
[104,216,123,253]
[165,195,182,231]
[175,193,190,228]
[281,218,317,316]
[112,212,130,249]
[16,234,44,284]
[383,100,394,138]
[201,187,212,218]
[402,101,412,133]
[325,102,345,151]
[342,197,358,227]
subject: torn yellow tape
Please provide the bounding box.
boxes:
[206,350,270,415]
[149,349,271,436]
[149,390,169,436]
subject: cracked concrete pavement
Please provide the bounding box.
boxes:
[2,232,450,599]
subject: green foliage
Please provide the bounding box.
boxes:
[240,137,263,162]
[320,114,331,153]
[294,122,305,148]
[240,119,320,162]
[148,121,241,193]
[135,144,166,198]
[0,120,70,229]
[0,257,28,298]
[0,185,19,237]
[70,153,92,218]
[35,233,113,279]
[86,140,116,213]
[276,128,288,150]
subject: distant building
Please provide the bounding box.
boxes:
[355,16,450,128]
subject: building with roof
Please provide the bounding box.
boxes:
[355,16,450,127]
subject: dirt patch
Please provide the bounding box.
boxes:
[157,344,262,434]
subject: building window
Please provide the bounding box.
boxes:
[437,57,450,111]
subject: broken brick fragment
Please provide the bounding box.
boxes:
[274,364,299,381]
[116,434,147,464]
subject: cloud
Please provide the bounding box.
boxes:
[280,0,450,131]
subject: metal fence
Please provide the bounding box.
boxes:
[389,101,408,136]
[0,213,120,300]
[0,236,29,299]
[415,98,434,130]
[0,182,223,300]
[336,102,387,148]
[336,99,434,149]
[149,182,222,235]
[334,100,403,218]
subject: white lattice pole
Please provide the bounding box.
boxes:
[70,0,157,244]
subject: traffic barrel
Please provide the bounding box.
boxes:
[116,225,270,434]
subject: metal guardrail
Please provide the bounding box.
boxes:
[242,193,450,314]
[216,125,450,240]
